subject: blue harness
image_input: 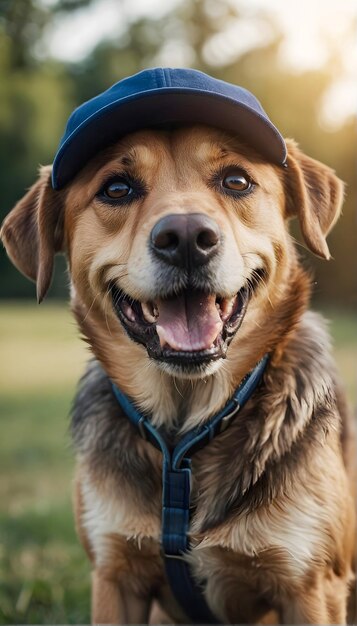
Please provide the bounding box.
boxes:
[112,355,268,623]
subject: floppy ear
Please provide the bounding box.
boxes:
[284,139,344,259]
[1,166,64,302]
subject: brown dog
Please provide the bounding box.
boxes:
[1,126,356,624]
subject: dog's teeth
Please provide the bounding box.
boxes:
[220,296,236,321]
[122,302,136,322]
[156,325,172,349]
[141,301,157,324]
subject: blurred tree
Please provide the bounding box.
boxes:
[0,0,94,296]
[0,0,355,306]
[0,0,91,68]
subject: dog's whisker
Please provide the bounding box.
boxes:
[101,290,114,338]
[116,272,130,281]
[104,308,113,338]
[289,235,311,254]
[82,292,100,323]
[173,376,184,399]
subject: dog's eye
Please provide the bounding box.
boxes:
[103,180,132,199]
[223,172,251,192]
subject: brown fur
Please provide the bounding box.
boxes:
[1,126,355,624]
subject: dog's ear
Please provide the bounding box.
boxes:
[1,165,64,302]
[284,139,344,259]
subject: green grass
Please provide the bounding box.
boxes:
[0,302,355,623]
[0,303,90,624]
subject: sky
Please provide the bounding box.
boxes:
[42,0,357,128]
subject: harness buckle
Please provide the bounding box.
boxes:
[219,401,240,432]
[137,417,147,440]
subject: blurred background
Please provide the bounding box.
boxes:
[0,0,356,622]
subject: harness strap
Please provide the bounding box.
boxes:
[111,354,268,623]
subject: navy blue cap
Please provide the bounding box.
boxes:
[52,68,287,189]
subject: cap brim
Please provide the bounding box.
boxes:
[52,89,287,189]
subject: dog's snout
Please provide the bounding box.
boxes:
[150,213,221,268]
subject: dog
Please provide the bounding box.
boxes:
[1,69,356,624]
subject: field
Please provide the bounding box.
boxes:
[0,302,355,624]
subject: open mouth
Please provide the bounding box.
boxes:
[110,282,254,368]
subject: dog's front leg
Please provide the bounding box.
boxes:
[92,569,151,625]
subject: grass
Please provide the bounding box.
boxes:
[0,302,355,624]
[0,302,90,624]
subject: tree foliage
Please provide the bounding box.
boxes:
[0,0,355,306]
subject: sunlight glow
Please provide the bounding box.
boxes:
[44,0,357,127]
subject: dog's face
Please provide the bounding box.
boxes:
[67,127,292,378]
[1,125,343,380]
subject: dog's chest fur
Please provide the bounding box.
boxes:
[72,312,346,621]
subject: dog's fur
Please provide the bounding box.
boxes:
[1,126,355,624]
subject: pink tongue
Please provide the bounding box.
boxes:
[156,291,223,352]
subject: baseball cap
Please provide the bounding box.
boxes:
[52,67,287,189]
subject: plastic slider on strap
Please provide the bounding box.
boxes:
[219,400,241,433]
[137,416,147,440]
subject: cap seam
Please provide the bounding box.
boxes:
[164,68,172,87]
[159,68,166,88]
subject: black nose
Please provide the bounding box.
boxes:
[150,213,221,268]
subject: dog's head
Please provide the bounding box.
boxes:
[1,125,343,380]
